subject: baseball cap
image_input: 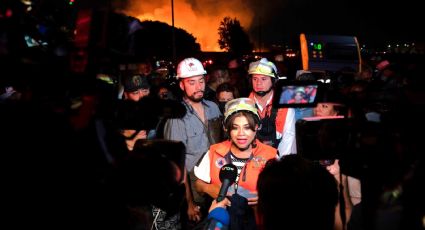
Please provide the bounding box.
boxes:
[123,74,150,92]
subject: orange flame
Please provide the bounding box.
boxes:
[121,0,254,51]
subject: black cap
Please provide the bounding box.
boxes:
[123,74,150,92]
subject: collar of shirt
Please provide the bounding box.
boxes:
[183,98,210,114]
[251,91,274,112]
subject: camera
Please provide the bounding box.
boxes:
[295,117,352,166]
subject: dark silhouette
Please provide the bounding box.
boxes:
[132,20,201,59]
[218,17,253,56]
[257,155,339,230]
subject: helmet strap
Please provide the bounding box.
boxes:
[254,86,273,97]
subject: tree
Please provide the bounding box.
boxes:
[218,17,253,56]
[127,19,201,60]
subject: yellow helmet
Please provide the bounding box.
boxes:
[224,98,260,123]
[248,58,277,78]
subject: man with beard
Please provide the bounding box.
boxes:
[163,57,222,227]
[248,58,297,157]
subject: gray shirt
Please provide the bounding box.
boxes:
[163,99,222,171]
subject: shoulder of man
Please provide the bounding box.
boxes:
[203,99,222,116]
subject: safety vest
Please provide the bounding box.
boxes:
[249,92,289,148]
[208,140,277,193]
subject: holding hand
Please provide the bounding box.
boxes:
[209,197,232,212]
[188,201,202,222]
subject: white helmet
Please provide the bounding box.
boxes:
[176,57,207,79]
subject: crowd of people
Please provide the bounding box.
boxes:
[1,53,424,230]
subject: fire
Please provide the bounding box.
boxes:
[120,0,254,51]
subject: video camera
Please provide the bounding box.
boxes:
[295,117,352,167]
[113,96,186,131]
[113,139,186,215]
[273,80,355,170]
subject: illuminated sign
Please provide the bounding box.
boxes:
[312,43,322,51]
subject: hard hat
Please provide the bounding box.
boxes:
[248,58,277,78]
[176,57,207,79]
[295,87,305,94]
[224,98,260,123]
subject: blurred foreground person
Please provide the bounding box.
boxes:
[203,154,339,230]
[257,154,339,230]
[106,140,187,230]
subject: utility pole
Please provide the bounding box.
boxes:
[171,0,176,63]
[258,15,262,53]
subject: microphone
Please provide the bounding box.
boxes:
[217,164,238,202]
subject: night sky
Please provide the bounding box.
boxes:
[111,0,424,49]
[24,0,424,50]
[246,0,423,47]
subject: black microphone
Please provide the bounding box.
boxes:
[217,164,238,202]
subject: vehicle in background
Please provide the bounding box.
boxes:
[300,33,362,74]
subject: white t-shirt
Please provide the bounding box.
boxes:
[194,151,255,198]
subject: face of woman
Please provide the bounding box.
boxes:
[230,116,257,150]
[217,91,234,103]
[314,103,338,117]
[294,92,304,102]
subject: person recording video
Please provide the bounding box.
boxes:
[296,87,354,229]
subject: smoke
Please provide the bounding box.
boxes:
[118,0,254,51]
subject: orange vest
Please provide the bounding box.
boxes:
[208,140,277,193]
[249,92,289,134]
